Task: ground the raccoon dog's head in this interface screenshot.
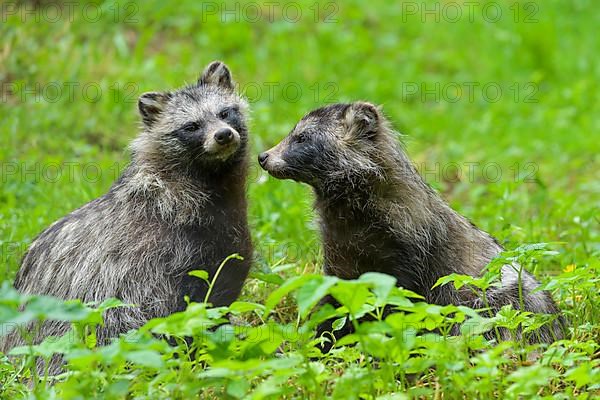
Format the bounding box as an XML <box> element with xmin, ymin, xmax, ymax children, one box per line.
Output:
<box><xmin>258</xmin><ymin>102</ymin><xmax>394</xmax><ymax>189</ymax></box>
<box><xmin>133</xmin><ymin>61</ymin><xmax>249</xmax><ymax>172</ymax></box>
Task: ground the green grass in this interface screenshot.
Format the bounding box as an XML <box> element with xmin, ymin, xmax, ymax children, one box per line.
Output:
<box><xmin>1</xmin><ymin>0</ymin><xmax>598</xmax><ymax>398</ymax></box>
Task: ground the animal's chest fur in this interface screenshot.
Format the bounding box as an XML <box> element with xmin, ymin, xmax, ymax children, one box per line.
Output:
<box><xmin>321</xmin><ymin>216</ymin><xmax>424</xmax><ymax>293</ymax></box>
<box><xmin>183</xmin><ymin>212</ymin><xmax>250</xmax><ymax>269</ymax></box>
<box><xmin>173</xmin><ymin>201</ymin><xmax>252</xmax><ymax>308</ymax></box>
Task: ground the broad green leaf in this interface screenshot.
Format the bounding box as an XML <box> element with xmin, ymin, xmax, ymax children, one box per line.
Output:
<box><xmin>188</xmin><ymin>269</ymin><xmax>209</xmax><ymax>282</ymax></box>
<box><xmin>262</xmin><ymin>274</ymin><xmax>323</xmax><ymax>318</ymax></box>
<box><xmin>295</xmin><ymin>275</ymin><xmax>337</xmax><ymax>319</ymax></box>
<box><xmin>125</xmin><ymin>350</ymin><xmax>164</xmax><ymax>369</ymax></box>
<box><xmin>329</xmin><ymin>281</ymin><xmax>371</xmax><ymax>315</ymax></box>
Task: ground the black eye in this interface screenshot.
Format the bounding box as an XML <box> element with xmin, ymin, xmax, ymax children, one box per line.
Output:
<box><xmin>295</xmin><ymin>133</ymin><xmax>308</xmax><ymax>143</ymax></box>
<box><xmin>218</xmin><ymin>107</ymin><xmax>236</xmax><ymax>120</ymax></box>
<box><xmin>182</xmin><ymin>122</ymin><xmax>200</xmax><ymax>132</ymax></box>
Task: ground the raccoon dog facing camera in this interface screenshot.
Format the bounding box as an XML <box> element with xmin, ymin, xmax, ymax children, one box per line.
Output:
<box><xmin>1</xmin><ymin>61</ymin><xmax>252</xmax><ymax>368</ymax></box>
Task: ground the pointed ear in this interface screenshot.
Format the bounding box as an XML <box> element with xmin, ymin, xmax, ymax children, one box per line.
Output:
<box><xmin>138</xmin><ymin>92</ymin><xmax>171</xmax><ymax>127</ymax></box>
<box><xmin>345</xmin><ymin>102</ymin><xmax>380</xmax><ymax>138</ymax></box>
<box><xmin>198</xmin><ymin>60</ymin><xmax>234</xmax><ymax>90</ymax></box>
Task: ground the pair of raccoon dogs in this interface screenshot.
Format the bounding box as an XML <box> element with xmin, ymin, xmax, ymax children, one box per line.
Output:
<box><xmin>2</xmin><ymin>61</ymin><xmax>563</xmax><ymax>365</ymax></box>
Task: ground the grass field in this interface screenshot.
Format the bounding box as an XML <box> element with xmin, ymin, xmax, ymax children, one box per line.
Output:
<box><xmin>0</xmin><ymin>0</ymin><xmax>598</xmax><ymax>398</ymax></box>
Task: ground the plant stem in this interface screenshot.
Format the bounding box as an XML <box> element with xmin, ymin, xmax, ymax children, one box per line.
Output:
<box><xmin>204</xmin><ymin>253</ymin><xmax>243</xmax><ymax>304</ymax></box>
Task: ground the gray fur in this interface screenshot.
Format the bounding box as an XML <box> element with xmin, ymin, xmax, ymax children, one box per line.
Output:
<box><xmin>1</xmin><ymin>61</ymin><xmax>253</xmax><ymax>373</ymax></box>
<box><xmin>259</xmin><ymin>102</ymin><xmax>564</xmax><ymax>348</ymax></box>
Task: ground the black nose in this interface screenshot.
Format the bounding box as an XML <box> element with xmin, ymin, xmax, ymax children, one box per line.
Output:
<box><xmin>258</xmin><ymin>152</ymin><xmax>269</xmax><ymax>167</ymax></box>
<box><xmin>214</xmin><ymin>128</ymin><xmax>234</xmax><ymax>145</ymax></box>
